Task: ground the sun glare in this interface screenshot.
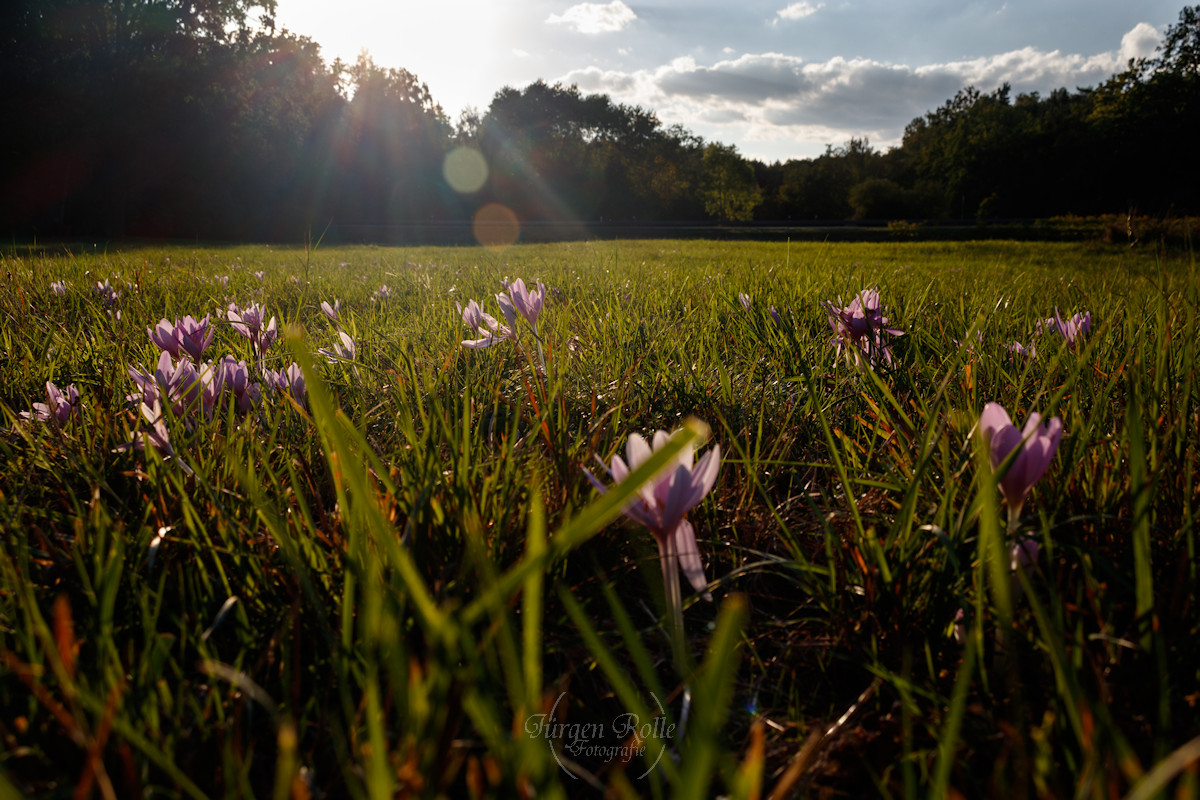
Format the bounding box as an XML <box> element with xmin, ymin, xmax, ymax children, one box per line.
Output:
<box><xmin>278</xmin><ymin>0</ymin><xmax>522</xmax><ymax>117</ymax></box>
<box><xmin>443</xmin><ymin>147</ymin><xmax>489</xmax><ymax>194</ymax></box>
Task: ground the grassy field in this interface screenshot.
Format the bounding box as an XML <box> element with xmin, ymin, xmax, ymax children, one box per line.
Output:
<box><xmin>0</xmin><ymin>238</ymin><xmax>1196</xmax><ymax>799</ymax></box>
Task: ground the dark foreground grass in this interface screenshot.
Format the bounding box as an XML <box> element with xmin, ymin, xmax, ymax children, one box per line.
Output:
<box><xmin>0</xmin><ymin>238</ymin><xmax>1197</xmax><ymax>798</ymax></box>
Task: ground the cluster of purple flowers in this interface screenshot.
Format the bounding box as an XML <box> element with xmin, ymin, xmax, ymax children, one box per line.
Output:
<box><xmin>458</xmin><ymin>278</ymin><xmax>545</xmax><ymax>349</ymax></box>
<box><xmin>227</xmin><ymin>302</ymin><xmax>279</xmax><ymax>356</ymax></box>
<box><xmin>1007</xmin><ymin>308</ymin><xmax>1092</xmax><ymax>361</ymax></box>
<box><xmin>94</xmin><ymin>279</ymin><xmax>121</xmax><ymax>321</ymax></box>
<box><xmin>820</xmin><ymin>289</ymin><xmax>905</xmax><ymax>367</ymax></box>
<box><xmin>743</xmin><ymin>285</ymin><xmax>1090</xmax><ymax>369</ymax></box>
<box><xmin>19</xmin><ymin>381</ymin><xmax>80</xmax><ymax>425</ymax></box>
<box><xmin>121</xmin><ymin>308</ymin><xmax>305</xmax><ymax>461</ymax></box>
<box><xmin>315</xmin><ymin>299</ymin><xmax>358</xmax><ymax>369</ymax></box>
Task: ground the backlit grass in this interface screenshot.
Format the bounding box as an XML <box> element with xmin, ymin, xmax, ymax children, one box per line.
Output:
<box><xmin>0</xmin><ymin>238</ymin><xmax>1196</xmax><ymax>798</ymax></box>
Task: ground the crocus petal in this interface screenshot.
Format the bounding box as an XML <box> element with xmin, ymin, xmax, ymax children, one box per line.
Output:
<box><xmin>149</xmin><ymin>320</ymin><xmax>181</xmax><ymax>357</ymax></box>
<box><xmin>691</xmin><ymin>444</ymin><xmax>721</xmax><ymax>499</ymax></box>
<box><xmin>460</xmin><ymin>300</ymin><xmax>483</xmax><ymax>330</ymax></box>
<box><xmin>496</xmin><ymin>292</ymin><xmax>518</xmax><ymax>333</ymax></box>
<box><xmin>980</xmin><ymin>402</ymin><xmax>1063</xmax><ymax>508</ymax></box>
<box><xmin>980</xmin><ymin>402</ymin><xmax>1014</xmax><ymax>451</ymax></box>
<box><xmin>608</xmin><ymin>454</ymin><xmax>630</xmax><ymax>484</ymax></box>
<box><xmin>1005</xmin><ymin>415</ymin><xmax>1062</xmax><ymax>499</ymax></box>
<box><xmin>625</xmin><ymin>433</ymin><xmax>652</xmax><ymax>472</ymax></box>
<box><xmin>674</xmin><ymin>519</ymin><xmax>712</xmax><ymax>601</ymax></box>
<box><xmin>461</xmin><ymin>335</ymin><xmax>504</xmax><ymax>349</ymax></box>
<box><xmin>660</xmin><ymin>463</ymin><xmax>700</xmax><ymax>534</ymax></box>
<box><xmin>582</xmin><ymin>466</ymin><xmax>608</xmax><ymax>495</ymax></box>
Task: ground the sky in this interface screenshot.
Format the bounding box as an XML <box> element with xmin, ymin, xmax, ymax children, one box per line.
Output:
<box><xmin>272</xmin><ymin>0</ymin><xmax>1184</xmax><ymax>162</ymax></box>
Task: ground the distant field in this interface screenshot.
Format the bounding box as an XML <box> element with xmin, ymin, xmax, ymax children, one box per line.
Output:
<box><xmin>0</xmin><ymin>239</ymin><xmax>1196</xmax><ymax>798</ymax></box>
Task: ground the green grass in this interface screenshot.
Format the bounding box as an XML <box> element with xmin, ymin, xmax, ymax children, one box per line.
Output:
<box><xmin>0</xmin><ymin>238</ymin><xmax>1196</xmax><ymax>798</ymax></box>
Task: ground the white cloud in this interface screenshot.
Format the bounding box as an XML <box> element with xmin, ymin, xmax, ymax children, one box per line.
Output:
<box><xmin>513</xmin><ymin>48</ymin><xmax>530</xmax><ymax>58</ymax></box>
<box><xmin>775</xmin><ymin>2</ymin><xmax>824</xmax><ymax>22</ymax></box>
<box><xmin>546</xmin><ymin>1</ymin><xmax>637</xmax><ymax>34</ymax></box>
<box><xmin>1119</xmin><ymin>22</ymin><xmax>1162</xmax><ymax>63</ymax></box>
<box><xmin>553</xmin><ymin>22</ymin><xmax>1164</xmax><ymax>157</ymax></box>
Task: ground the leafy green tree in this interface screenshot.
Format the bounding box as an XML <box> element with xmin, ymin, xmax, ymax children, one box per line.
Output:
<box><xmin>700</xmin><ymin>143</ymin><xmax>761</xmax><ymax>221</ymax></box>
<box><xmin>330</xmin><ymin>54</ymin><xmax>451</xmax><ymax>224</ymax></box>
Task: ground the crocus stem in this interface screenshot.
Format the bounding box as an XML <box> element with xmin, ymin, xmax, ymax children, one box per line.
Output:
<box><xmin>532</xmin><ymin>325</ymin><xmax>546</xmax><ymax>376</ymax></box>
<box><xmin>659</xmin><ymin>534</ymin><xmax>685</xmax><ymax>671</ymax></box>
<box><xmin>659</xmin><ymin>533</ymin><xmax>692</xmax><ymax>737</ymax></box>
<box><xmin>1006</xmin><ymin>502</ymin><xmax>1022</xmax><ymax>539</ymax></box>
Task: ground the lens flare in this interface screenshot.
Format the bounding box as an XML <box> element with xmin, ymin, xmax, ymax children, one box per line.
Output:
<box><xmin>443</xmin><ymin>147</ymin><xmax>489</xmax><ymax>194</ymax></box>
<box><xmin>473</xmin><ymin>203</ymin><xmax>519</xmax><ymax>249</ymax></box>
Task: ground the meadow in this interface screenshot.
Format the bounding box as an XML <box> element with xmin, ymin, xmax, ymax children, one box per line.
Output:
<box><xmin>0</xmin><ymin>237</ymin><xmax>1196</xmax><ymax>799</ymax></box>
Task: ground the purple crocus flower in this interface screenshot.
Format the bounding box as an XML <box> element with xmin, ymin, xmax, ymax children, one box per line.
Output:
<box><xmin>148</xmin><ymin>319</ymin><xmax>182</xmax><ymax>358</ymax></box>
<box><xmin>50</xmin><ymin>281</ymin><xmax>68</xmax><ymax>296</ymax></box>
<box><xmin>140</xmin><ymin>400</ymin><xmax>174</xmax><ymax>457</ymax></box>
<box><xmin>176</xmin><ymin>315</ymin><xmax>215</xmax><ymax>360</ymax></box>
<box><xmin>198</xmin><ymin>359</ymin><xmax>225</xmax><ymax>417</ymax></box>
<box><xmin>1006</xmin><ymin>341</ymin><xmax>1037</xmax><ymax>362</ymax></box>
<box><xmin>770</xmin><ymin>305</ymin><xmax>782</xmax><ymax>327</ymax></box>
<box><xmin>318</xmin><ymin>331</ymin><xmax>356</xmax><ymax>362</ymax></box>
<box><xmin>503</xmin><ymin>278</ymin><xmax>546</xmax><ymax>329</ymax></box>
<box><xmin>228</xmin><ymin>302</ymin><xmax>279</xmax><ymax>354</ymax></box>
<box><xmin>979</xmin><ymin>401</ymin><xmax>1063</xmax><ymax>521</ymax></box>
<box><xmin>495</xmin><ymin>291</ymin><xmax>519</xmax><ymax>334</ymax></box>
<box><xmin>148</xmin><ymin>315</ymin><xmax>215</xmax><ymax>361</ymax></box>
<box><xmin>266</xmin><ymin>363</ymin><xmax>307</xmax><ymax>404</ymax></box>
<box><xmin>217</xmin><ymin>357</ymin><xmax>259</xmax><ymax>413</ymax></box>
<box><xmin>118</xmin><ymin>399</ymin><xmax>189</xmax><ymax>473</ymax></box>
<box><xmin>129</xmin><ymin>351</ymin><xmax>204</xmax><ymax>417</ymax></box>
<box><xmin>457</xmin><ymin>299</ymin><xmax>512</xmax><ymax>349</ymax></box>
<box><xmin>19</xmin><ymin>381</ymin><xmax>80</xmax><ymax>425</ymax></box>
<box><xmin>821</xmin><ymin>288</ymin><xmax>904</xmax><ymax>367</ymax></box>
<box><xmin>1037</xmin><ymin>309</ymin><xmax>1092</xmax><ymax>347</ymax></box>
<box><xmin>738</xmin><ymin>292</ymin><xmax>751</xmax><ymax>311</ymax></box>
<box><xmin>94</xmin><ymin>280</ymin><xmax>119</xmax><ymax>306</ymax></box>
<box><xmin>373</xmin><ymin>285</ymin><xmax>393</xmax><ymax>302</ymax></box>
<box><xmin>320</xmin><ymin>300</ymin><xmax>341</xmax><ymax>324</ymax></box>
<box><xmin>128</xmin><ymin>351</ymin><xmax>171</xmax><ymax>407</ymax></box>
<box><xmin>585</xmin><ymin>428</ymin><xmax>721</xmax><ymax>601</ymax></box>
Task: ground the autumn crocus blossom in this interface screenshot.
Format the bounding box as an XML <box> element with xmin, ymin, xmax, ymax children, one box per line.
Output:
<box><xmin>1006</xmin><ymin>341</ymin><xmax>1037</xmax><ymax>362</ymax></box>
<box><xmin>320</xmin><ymin>300</ymin><xmax>340</xmax><ymax>324</ymax></box>
<box><xmin>318</xmin><ymin>331</ymin><xmax>356</xmax><ymax>362</ymax></box>
<box><xmin>265</xmin><ymin>363</ymin><xmax>306</xmax><ymax>404</ymax></box>
<box><xmin>149</xmin><ymin>315</ymin><xmax>214</xmax><ymax>361</ymax></box>
<box><xmin>1038</xmin><ymin>309</ymin><xmax>1092</xmax><ymax>347</ymax></box>
<box><xmin>457</xmin><ymin>299</ymin><xmax>512</xmax><ymax>349</ymax></box>
<box><xmin>585</xmin><ymin>429</ymin><xmax>720</xmax><ymax>601</ymax></box>
<box><xmin>19</xmin><ymin>381</ymin><xmax>80</xmax><ymax>425</ymax></box>
<box><xmin>129</xmin><ymin>351</ymin><xmax>203</xmax><ymax>417</ymax></box>
<box><xmin>503</xmin><ymin>278</ymin><xmax>545</xmax><ymax>329</ymax></box>
<box><xmin>979</xmin><ymin>401</ymin><xmax>1063</xmax><ymax>521</ymax></box>
<box><xmin>821</xmin><ymin>288</ymin><xmax>904</xmax><ymax>367</ymax></box>
<box><xmin>228</xmin><ymin>302</ymin><xmax>279</xmax><ymax>353</ymax></box>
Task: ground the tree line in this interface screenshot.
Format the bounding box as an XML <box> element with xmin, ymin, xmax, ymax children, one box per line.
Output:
<box><xmin>1</xmin><ymin>0</ymin><xmax>1197</xmax><ymax>240</ymax></box>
